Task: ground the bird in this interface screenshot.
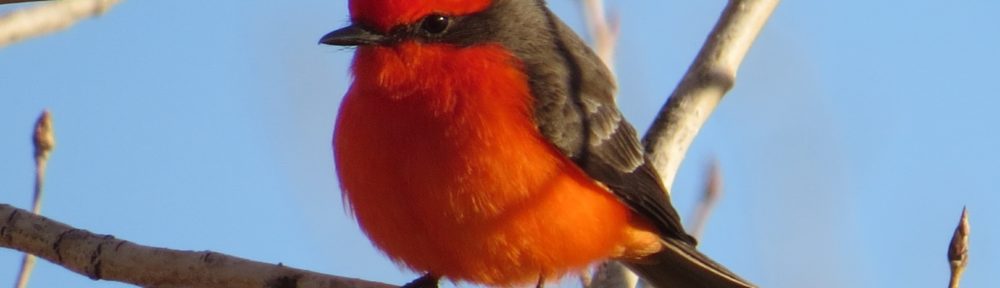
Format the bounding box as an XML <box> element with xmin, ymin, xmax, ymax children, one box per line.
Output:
<box><xmin>320</xmin><ymin>0</ymin><xmax>754</xmax><ymax>287</ymax></box>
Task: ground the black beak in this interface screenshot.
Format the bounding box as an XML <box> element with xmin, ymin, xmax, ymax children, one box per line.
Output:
<box><xmin>319</xmin><ymin>25</ymin><xmax>385</xmax><ymax>46</ymax></box>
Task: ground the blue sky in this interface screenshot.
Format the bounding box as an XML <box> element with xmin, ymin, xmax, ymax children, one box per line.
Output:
<box><xmin>1</xmin><ymin>1</ymin><xmax>997</xmax><ymax>287</ymax></box>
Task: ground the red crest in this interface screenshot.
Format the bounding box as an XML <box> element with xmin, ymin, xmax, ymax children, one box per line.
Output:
<box><xmin>349</xmin><ymin>0</ymin><xmax>492</xmax><ymax>32</ymax></box>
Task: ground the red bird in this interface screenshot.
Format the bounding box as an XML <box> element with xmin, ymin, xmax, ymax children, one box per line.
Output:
<box><xmin>321</xmin><ymin>0</ymin><xmax>753</xmax><ymax>287</ymax></box>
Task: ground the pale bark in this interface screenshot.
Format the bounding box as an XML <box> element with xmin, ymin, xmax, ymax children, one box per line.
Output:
<box><xmin>0</xmin><ymin>0</ymin><xmax>122</xmax><ymax>48</ymax></box>
<box><xmin>643</xmin><ymin>0</ymin><xmax>780</xmax><ymax>190</ymax></box>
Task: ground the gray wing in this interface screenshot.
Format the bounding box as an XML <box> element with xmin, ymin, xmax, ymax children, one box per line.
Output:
<box><xmin>462</xmin><ymin>2</ymin><xmax>757</xmax><ymax>286</ymax></box>
<box><xmin>458</xmin><ymin>0</ymin><xmax>694</xmax><ymax>243</ymax></box>
<box><xmin>516</xmin><ymin>6</ymin><xmax>695</xmax><ymax>244</ymax></box>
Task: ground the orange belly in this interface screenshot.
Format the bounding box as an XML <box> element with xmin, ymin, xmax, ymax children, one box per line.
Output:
<box><xmin>334</xmin><ymin>43</ymin><xmax>642</xmax><ymax>285</ymax></box>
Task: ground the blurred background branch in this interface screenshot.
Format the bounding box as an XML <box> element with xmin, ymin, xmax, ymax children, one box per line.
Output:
<box><xmin>580</xmin><ymin>0</ymin><xmax>619</xmax><ymax>69</ymax></box>
<box><xmin>688</xmin><ymin>159</ymin><xmax>723</xmax><ymax>240</ymax></box>
<box><xmin>0</xmin><ymin>0</ymin><xmax>121</xmax><ymax>48</ymax></box>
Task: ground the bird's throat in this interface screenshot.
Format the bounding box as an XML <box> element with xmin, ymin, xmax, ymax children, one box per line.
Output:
<box><xmin>351</xmin><ymin>42</ymin><xmax>529</xmax><ymax>112</ymax></box>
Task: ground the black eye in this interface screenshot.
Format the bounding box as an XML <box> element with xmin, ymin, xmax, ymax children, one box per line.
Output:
<box><xmin>420</xmin><ymin>14</ymin><xmax>450</xmax><ymax>34</ymax></box>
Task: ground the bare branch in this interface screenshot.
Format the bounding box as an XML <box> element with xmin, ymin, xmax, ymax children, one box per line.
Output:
<box><xmin>947</xmin><ymin>207</ymin><xmax>969</xmax><ymax>288</ymax></box>
<box><xmin>580</xmin><ymin>0</ymin><xmax>619</xmax><ymax>68</ymax></box>
<box><xmin>0</xmin><ymin>204</ymin><xmax>395</xmax><ymax>288</ymax></box>
<box><xmin>643</xmin><ymin>0</ymin><xmax>780</xmax><ymax>190</ymax></box>
<box><xmin>0</xmin><ymin>0</ymin><xmax>122</xmax><ymax>48</ymax></box>
<box><xmin>0</xmin><ymin>0</ymin><xmax>49</xmax><ymax>5</ymax></box>
<box><xmin>687</xmin><ymin>159</ymin><xmax>722</xmax><ymax>240</ymax></box>
<box><xmin>15</xmin><ymin>110</ymin><xmax>56</xmax><ymax>288</ymax></box>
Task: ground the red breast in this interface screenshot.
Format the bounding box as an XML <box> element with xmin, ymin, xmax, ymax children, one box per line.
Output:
<box><xmin>334</xmin><ymin>41</ymin><xmax>641</xmax><ymax>285</ymax></box>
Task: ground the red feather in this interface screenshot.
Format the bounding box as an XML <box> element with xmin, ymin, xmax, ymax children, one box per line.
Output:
<box><xmin>349</xmin><ymin>0</ymin><xmax>492</xmax><ymax>32</ymax></box>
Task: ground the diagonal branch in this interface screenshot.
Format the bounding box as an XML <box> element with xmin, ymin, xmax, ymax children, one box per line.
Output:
<box><xmin>0</xmin><ymin>0</ymin><xmax>122</xmax><ymax>48</ymax></box>
<box><xmin>0</xmin><ymin>204</ymin><xmax>395</xmax><ymax>288</ymax></box>
<box><xmin>643</xmin><ymin>0</ymin><xmax>780</xmax><ymax>190</ymax></box>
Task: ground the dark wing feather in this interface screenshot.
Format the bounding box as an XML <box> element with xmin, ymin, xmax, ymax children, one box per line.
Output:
<box><xmin>527</xmin><ymin>7</ymin><xmax>695</xmax><ymax>244</ymax></box>
<box><xmin>527</xmin><ymin>8</ymin><xmax>759</xmax><ymax>287</ymax></box>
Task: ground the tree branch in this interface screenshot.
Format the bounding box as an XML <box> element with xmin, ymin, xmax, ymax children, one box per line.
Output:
<box><xmin>0</xmin><ymin>0</ymin><xmax>122</xmax><ymax>49</ymax></box>
<box><xmin>643</xmin><ymin>0</ymin><xmax>780</xmax><ymax>190</ymax></box>
<box><xmin>0</xmin><ymin>0</ymin><xmax>49</xmax><ymax>5</ymax></box>
<box><xmin>0</xmin><ymin>204</ymin><xmax>395</xmax><ymax>288</ymax></box>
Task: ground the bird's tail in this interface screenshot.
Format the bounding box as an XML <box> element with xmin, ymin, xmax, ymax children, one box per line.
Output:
<box><xmin>624</xmin><ymin>238</ymin><xmax>755</xmax><ymax>288</ymax></box>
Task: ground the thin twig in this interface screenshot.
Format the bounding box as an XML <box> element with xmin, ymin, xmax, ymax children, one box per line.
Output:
<box><xmin>29</xmin><ymin>110</ymin><xmax>53</xmax><ymax>214</ymax></box>
<box><xmin>0</xmin><ymin>204</ymin><xmax>395</xmax><ymax>288</ymax></box>
<box><xmin>580</xmin><ymin>0</ymin><xmax>619</xmax><ymax>68</ymax></box>
<box><xmin>643</xmin><ymin>0</ymin><xmax>780</xmax><ymax>190</ymax></box>
<box><xmin>14</xmin><ymin>110</ymin><xmax>55</xmax><ymax>288</ymax></box>
<box><xmin>947</xmin><ymin>207</ymin><xmax>969</xmax><ymax>288</ymax></box>
<box><xmin>688</xmin><ymin>159</ymin><xmax>722</xmax><ymax>240</ymax></box>
<box><xmin>0</xmin><ymin>0</ymin><xmax>122</xmax><ymax>48</ymax></box>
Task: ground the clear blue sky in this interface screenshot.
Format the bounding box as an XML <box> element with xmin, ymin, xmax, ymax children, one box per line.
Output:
<box><xmin>1</xmin><ymin>1</ymin><xmax>997</xmax><ymax>287</ymax></box>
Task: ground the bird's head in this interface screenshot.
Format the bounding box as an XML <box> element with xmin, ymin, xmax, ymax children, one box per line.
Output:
<box><xmin>319</xmin><ymin>0</ymin><xmax>493</xmax><ymax>47</ymax></box>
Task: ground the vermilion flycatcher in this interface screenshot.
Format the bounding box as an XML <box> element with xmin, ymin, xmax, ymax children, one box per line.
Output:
<box><xmin>321</xmin><ymin>0</ymin><xmax>754</xmax><ymax>287</ymax></box>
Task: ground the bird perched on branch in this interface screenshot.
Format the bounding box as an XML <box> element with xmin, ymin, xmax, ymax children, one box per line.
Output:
<box><xmin>321</xmin><ymin>0</ymin><xmax>753</xmax><ymax>287</ymax></box>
